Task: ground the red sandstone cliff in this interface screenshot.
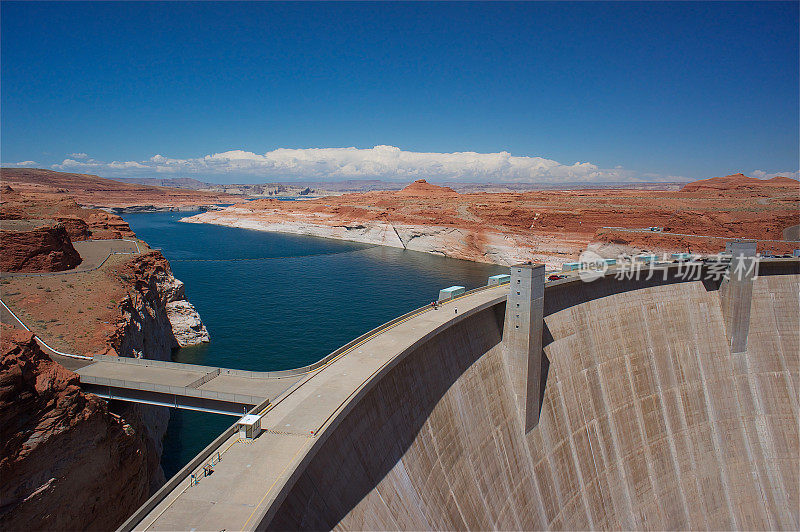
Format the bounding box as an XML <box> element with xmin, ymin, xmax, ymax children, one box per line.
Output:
<box><xmin>0</xmin><ymin>327</ymin><xmax>151</xmax><ymax>530</ymax></box>
<box><xmin>0</xmin><ymin>193</ymin><xmax>209</xmax><ymax>528</ymax></box>
<box><xmin>0</xmin><ymin>182</ymin><xmax>140</xmax><ymax>273</ymax></box>
<box><xmin>1</xmin><ymin>184</ymin><xmax>135</xmax><ymax>240</ymax></box>
<box><xmin>0</xmin><ymin>257</ymin><xmax>193</xmax><ymax>527</ymax></box>
<box><xmin>1</xmin><ymin>223</ymin><xmax>82</xmax><ymax>272</ymax></box>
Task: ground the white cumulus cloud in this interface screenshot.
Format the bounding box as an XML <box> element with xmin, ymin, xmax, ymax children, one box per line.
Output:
<box><xmin>3</xmin><ymin>160</ymin><xmax>39</xmax><ymax>167</ymax></box>
<box><xmin>51</xmin><ymin>145</ymin><xmax>671</xmax><ymax>183</ymax></box>
<box><xmin>68</xmin><ymin>152</ymin><xmax>89</xmax><ymax>159</ymax></box>
<box><xmin>751</xmin><ymin>169</ymin><xmax>800</xmax><ymax>180</ymax></box>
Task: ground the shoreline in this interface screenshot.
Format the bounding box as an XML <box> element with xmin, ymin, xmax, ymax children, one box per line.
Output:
<box><xmin>179</xmin><ymin>210</ymin><xmax>582</xmax><ymax>268</ymax></box>
<box><xmin>85</xmin><ymin>204</ymin><xmax>228</xmax><ymax>214</ymax></box>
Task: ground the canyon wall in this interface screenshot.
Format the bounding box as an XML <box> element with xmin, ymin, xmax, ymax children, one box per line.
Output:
<box><xmin>267</xmin><ymin>265</ymin><xmax>799</xmax><ymax>530</ymax></box>
<box><xmin>0</xmin><ymin>328</ymin><xmax>152</xmax><ymax>530</ymax></box>
<box><xmin>1</xmin><ymin>199</ymin><xmax>209</xmax><ymax>529</ymax></box>
<box><xmin>0</xmin><ymin>252</ymin><xmax>210</xmax><ymax>528</ymax></box>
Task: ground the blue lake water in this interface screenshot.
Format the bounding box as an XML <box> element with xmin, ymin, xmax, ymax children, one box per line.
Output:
<box><xmin>122</xmin><ymin>210</ymin><xmax>508</xmax><ymax>478</ymax></box>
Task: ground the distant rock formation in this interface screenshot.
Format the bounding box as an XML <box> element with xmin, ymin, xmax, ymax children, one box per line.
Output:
<box><xmin>182</xmin><ymin>173</ymin><xmax>799</xmax><ymax>267</ymax></box>
<box><xmin>680</xmin><ymin>172</ymin><xmax>799</xmax><ymax>192</ymax></box>
<box><xmin>397</xmin><ymin>178</ymin><xmax>459</xmax><ymax>196</ymax></box>
<box><xmin>0</xmin><ymin>167</ymin><xmax>235</xmax><ymax>209</ymax></box>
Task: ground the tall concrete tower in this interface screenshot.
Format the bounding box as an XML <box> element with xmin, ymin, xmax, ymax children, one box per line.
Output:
<box><xmin>720</xmin><ymin>240</ymin><xmax>757</xmax><ymax>353</ymax></box>
<box><xmin>502</xmin><ymin>263</ymin><xmax>545</xmax><ymax>433</ymax></box>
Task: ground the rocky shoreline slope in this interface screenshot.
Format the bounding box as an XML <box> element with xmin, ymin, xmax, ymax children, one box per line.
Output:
<box><xmin>0</xmin><ymin>187</ymin><xmax>209</xmax><ymax>528</ymax></box>
<box><xmin>184</xmin><ymin>207</ymin><xmax>569</xmax><ymax>265</ymax></box>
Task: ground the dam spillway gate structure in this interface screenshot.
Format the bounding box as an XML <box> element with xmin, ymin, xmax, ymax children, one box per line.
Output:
<box><xmin>123</xmin><ymin>257</ymin><xmax>799</xmax><ymax>531</ymax></box>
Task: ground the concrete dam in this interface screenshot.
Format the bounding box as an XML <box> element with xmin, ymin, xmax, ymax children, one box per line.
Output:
<box><xmin>128</xmin><ymin>258</ymin><xmax>799</xmax><ymax>531</ymax></box>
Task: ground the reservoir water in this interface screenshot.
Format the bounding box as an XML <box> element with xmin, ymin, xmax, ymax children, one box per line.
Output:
<box><xmin>122</xmin><ymin>210</ymin><xmax>507</xmax><ymax>478</ymax></box>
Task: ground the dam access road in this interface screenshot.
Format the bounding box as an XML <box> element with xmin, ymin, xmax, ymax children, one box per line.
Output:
<box><xmin>122</xmin><ymin>256</ymin><xmax>799</xmax><ymax>531</ymax></box>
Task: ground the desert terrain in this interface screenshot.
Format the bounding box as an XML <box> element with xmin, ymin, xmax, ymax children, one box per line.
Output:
<box><xmin>0</xmin><ymin>178</ymin><xmax>211</xmax><ymax>529</ymax></box>
<box><xmin>184</xmin><ymin>173</ymin><xmax>800</xmax><ymax>268</ymax></box>
<box><xmin>1</xmin><ymin>168</ymin><xmax>237</xmax><ymax>211</ymax></box>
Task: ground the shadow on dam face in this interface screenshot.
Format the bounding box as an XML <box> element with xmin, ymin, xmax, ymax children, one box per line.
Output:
<box><xmin>266</xmin><ymin>264</ymin><xmax>799</xmax><ymax>530</ymax></box>
<box><xmin>268</xmin><ymin>303</ymin><xmax>509</xmax><ymax>530</ymax></box>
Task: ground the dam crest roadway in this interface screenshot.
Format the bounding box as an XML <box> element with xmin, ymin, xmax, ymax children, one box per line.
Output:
<box><xmin>120</xmin><ymin>255</ymin><xmax>799</xmax><ymax>531</ymax></box>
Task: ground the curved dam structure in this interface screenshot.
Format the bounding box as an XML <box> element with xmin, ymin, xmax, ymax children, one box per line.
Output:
<box><xmin>265</xmin><ymin>260</ymin><xmax>799</xmax><ymax>530</ymax></box>
<box><xmin>128</xmin><ymin>258</ymin><xmax>798</xmax><ymax>531</ymax></box>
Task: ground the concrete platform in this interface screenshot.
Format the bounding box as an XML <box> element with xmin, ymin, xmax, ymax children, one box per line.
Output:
<box><xmin>75</xmin><ymin>357</ymin><xmax>303</xmax><ymax>416</ymax></box>
<box><xmin>197</xmin><ymin>374</ymin><xmax>300</xmax><ymax>399</ymax></box>
<box><xmin>77</xmin><ymin>361</ymin><xmax>205</xmax><ymax>388</ymax></box>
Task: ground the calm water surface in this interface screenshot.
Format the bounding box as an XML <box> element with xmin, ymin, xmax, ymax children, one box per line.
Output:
<box><xmin>122</xmin><ymin>210</ymin><xmax>507</xmax><ymax>477</ymax></box>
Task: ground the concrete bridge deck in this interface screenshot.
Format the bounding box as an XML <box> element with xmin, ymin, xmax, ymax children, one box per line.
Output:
<box><xmin>122</xmin><ymin>284</ymin><xmax>509</xmax><ymax>531</ymax></box>
<box><xmin>2</xmin><ymin>297</ymin><xmax>301</xmax><ymax>415</ymax></box>
<box><xmin>76</xmin><ymin>356</ymin><xmax>303</xmax><ymax>416</ymax></box>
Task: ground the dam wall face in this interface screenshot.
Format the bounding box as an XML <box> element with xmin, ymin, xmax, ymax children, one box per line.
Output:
<box><xmin>266</xmin><ymin>267</ymin><xmax>799</xmax><ymax>530</ymax></box>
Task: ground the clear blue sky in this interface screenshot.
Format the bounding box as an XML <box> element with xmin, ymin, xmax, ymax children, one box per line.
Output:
<box><xmin>2</xmin><ymin>1</ymin><xmax>798</xmax><ymax>183</ymax></box>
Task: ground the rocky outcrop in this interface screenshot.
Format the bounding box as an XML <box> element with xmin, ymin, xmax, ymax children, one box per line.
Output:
<box><xmin>109</xmin><ymin>252</ymin><xmax>210</xmax><ymax>357</ymax></box>
<box><xmin>0</xmin><ymin>193</ymin><xmax>212</xmax><ymax>529</ymax></box>
<box><xmin>0</xmin><ymin>223</ymin><xmax>82</xmax><ymax>272</ymax></box>
<box><xmin>166</xmin><ymin>301</ymin><xmax>210</xmax><ymax>347</ymax></box>
<box><xmin>0</xmin><ymin>327</ymin><xmax>151</xmax><ymax>530</ymax></box>
<box><xmin>0</xmin><ymin>183</ymin><xmax>136</xmax><ymax>240</ymax></box>
<box><xmin>53</xmin><ymin>215</ymin><xmax>90</xmax><ymax>241</ymax></box>
<box><xmin>397</xmin><ymin>178</ymin><xmax>459</xmax><ymax>196</ymax></box>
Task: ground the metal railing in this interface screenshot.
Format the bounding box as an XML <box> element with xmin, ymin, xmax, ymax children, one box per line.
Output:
<box><xmin>0</xmin><ymin>298</ymin><xmax>93</xmax><ymax>360</ymax></box>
